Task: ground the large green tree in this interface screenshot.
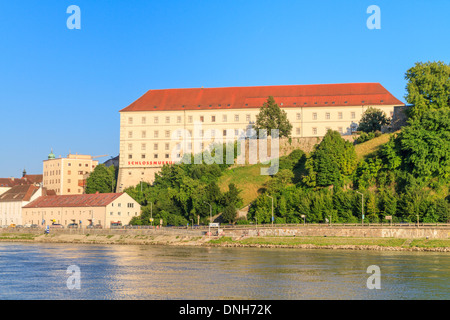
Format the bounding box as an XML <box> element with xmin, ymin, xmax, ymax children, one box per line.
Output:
<box><xmin>405</xmin><ymin>61</ymin><xmax>450</xmax><ymax>120</ymax></box>
<box><xmin>358</xmin><ymin>107</ymin><xmax>390</xmax><ymax>133</ymax></box>
<box><xmin>303</xmin><ymin>130</ymin><xmax>358</xmax><ymax>187</ymax></box>
<box><xmin>85</xmin><ymin>164</ymin><xmax>117</xmax><ymax>194</ymax></box>
<box><xmin>253</xmin><ymin>96</ymin><xmax>292</xmax><ymax>138</ymax></box>
<box><xmin>381</xmin><ymin>108</ymin><xmax>450</xmax><ymax>180</ymax></box>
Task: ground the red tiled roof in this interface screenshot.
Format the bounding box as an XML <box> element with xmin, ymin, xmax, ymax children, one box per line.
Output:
<box><xmin>0</xmin><ymin>184</ymin><xmax>40</xmax><ymax>202</ymax></box>
<box><xmin>23</xmin><ymin>193</ymin><xmax>124</xmax><ymax>208</ymax></box>
<box><xmin>120</xmin><ymin>83</ymin><xmax>404</xmax><ymax>112</ymax></box>
<box><xmin>0</xmin><ymin>177</ymin><xmax>35</xmax><ymax>188</ymax></box>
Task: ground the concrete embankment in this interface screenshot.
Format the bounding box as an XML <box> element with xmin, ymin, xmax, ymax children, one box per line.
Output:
<box><xmin>1</xmin><ymin>225</ymin><xmax>449</xmax><ymax>252</ymax></box>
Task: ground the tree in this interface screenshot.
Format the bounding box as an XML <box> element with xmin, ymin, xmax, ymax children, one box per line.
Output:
<box><xmin>85</xmin><ymin>164</ymin><xmax>116</xmax><ymax>194</ymax></box>
<box><xmin>303</xmin><ymin>130</ymin><xmax>358</xmax><ymax>187</ymax></box>
<box><xmin>405</xmin><ymin>61</ymin><xmax>450</xmax><ymax>120</ymax></box>
<box><xmin>381</xmin><ymin>108</ymin><xmax>450</xmax><ymax>180</ymax></box>
<box><xmin>358</xmin><ymin>107</ymin><xmax>390</xmax><ymax>133</ymax></box>
<box><xmin>253</xmin><ymin>96</ymin><xmax>292</xmax><ymax>138</ymax></box>
<box><xmin>222</xmin><ymin>203</ymin><xmax>237</xmax><ymax>223</ymax></box>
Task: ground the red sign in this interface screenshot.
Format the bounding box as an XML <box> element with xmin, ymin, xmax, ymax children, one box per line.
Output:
<box><xmin>127</xmin><ymin>161</ymin><xmax>174</xmax><ymax>166</ymax></box>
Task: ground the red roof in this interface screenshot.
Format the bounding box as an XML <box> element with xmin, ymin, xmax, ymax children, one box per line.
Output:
<box><xmin>23</xmin><ymin>193</ymin><xmax>124</xmax><ymax>208</ymax></box>
<box><xmin>120</xmin><ymin>83</ymin><xmax>404</xmax><ymax>112</ymax></box>
<box><xmin>0</xmin><ymin>184</ymin><xmax>40</xmax><ymax>202</ymax></box>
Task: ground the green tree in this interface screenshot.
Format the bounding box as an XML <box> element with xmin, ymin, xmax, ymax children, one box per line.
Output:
<box><xmin>253</xmin><ymin>96</ymin><xmax>293</xmax><ymax>138</ymax></box>
<box><xmin>381</xmin><ymin>109</ymin><xmax>450</xmax><ymax>180</ymax></box>
<box><xmin>358</xmin><ymin>107</ymin><xmax>390</xmax><ymax>133</ymax></box>
<box><xmin>303</xmin><ymin>130</ymin><xmax>357</xmax><ymax>187</ymax></box>
<box><xmin>405</xmin><ymin>61</ymin><xmax>450</xmax><ymax>120</ymax></box>
<box><xmin>85</xmin><ymin>164</ymin><xmax>116</xmax><ymax>194</ymax></box>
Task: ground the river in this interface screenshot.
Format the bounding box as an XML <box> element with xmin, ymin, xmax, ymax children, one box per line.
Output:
<box><xmin>0</xmin><ymin>242</ymin><xmax>448</xmax><ymax>300</ymax></box>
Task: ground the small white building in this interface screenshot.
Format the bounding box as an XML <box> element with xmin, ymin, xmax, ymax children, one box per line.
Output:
<box><xmin>0</xmin><ymin>184</ymin><xmax>44</xmax><ymax>226</ymax></box>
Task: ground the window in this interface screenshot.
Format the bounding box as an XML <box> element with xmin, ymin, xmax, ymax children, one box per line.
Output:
<box><xmin>351</xmin><ymin>112</ymin><xmax>356</xmax><ymax>119</ymax></box>
<box><xmin>141</xmin><ymin>143</ymin><xmax>146</xmax><ymax>151</ymax></box>
<box><xmin>313</xmin><ymin>113</ymin><xmax>317</xmax><ymax>120</ymax></box>
<box><xmin>338</xmin><ymin>112</ymin><xmax>343</xmax><ymax>120</ymax></box>
<box><xmin>127</xmin><ymin>203</ymin><xmax>134</xmax><ymax>208</ymax></box>
<box><xmin>154</xmin><ymin>116</ymin><xmax>159</xmax><ymax>124</ymax></box>
<box><xmin>142</xmin><ymin>131</ymin><xmax>147</xmax><ymax>138</ymax></box>
<box><xmin>338</xmin><ymin>127</ymin><xmax>343</xmax><ymax>134</ymax></box>
<box><xmin>153</xmin><ymin>131</ymin><xmax>158</xmax><ymax>138</ymax></box>
<box><xmin>165</xmin><ymin>154</ymin><xmax>170</xmax><ymax>159</ymax></box>
<box><xmin>312</xmin><ymin>127</ymin><xmax>317</xmax><ymax>135</ymax></box>
<box><xmin>222</xmin><ymin>115</ymin><xmax>227</xmax><ymax>122</ymax></box>
<box><xmin>128</xmin><ymin>143</ymin><xmax>133</xmax><ymax>151</ymax></box>
<box><xmin>154</xmin><ymin>143</ymin><xmax>158</xmax><ymax>150</ymax></box>
<box><xmin>141</xmin><ymin>117</ymin><xmax>146</xmax><ymax>124</ymax></box>
<box><xmin>223</xmin><ymin>130</ymin><xmax>227</xmax><ymax>136</ymax></box>
<box><xmin>246</xmin><ymin>114</ymin><xmax>251</xmax><ymax>122</ymax></box>
<box><xmin>234</xmin><ymin>114</ymin><xmax>239</xmax><ymax>122</ymax></box>
<box><xmin>128</xmin><ymin>131</ymin><xmax>133</xmax><ymax>138</ymax></box>
<box><xmin>165</xmin><ymin>130</ymin><xmax>170</xmax><ymax>138</ymax></box>
<box><xmin>165</xmin><ymin>116</ymin><xmax>170</xmax><ymax>124</ymax></box>
<box><xmin>326</xmin><ymin>112</ymin><xmax>330</xmax><ymax>119</ymax></box>
<box><xmin>234</xmin><ymin>129</ymin><xmax>239</xmax><ymax>136</ymax></box>
<box><xmin>165</xmin><ymin>143</ymin><xmax>170</xmax><ymax>151</ymax></box>
<box><xmin>68</xmin><ymin>170</ymin><xmax>71</xmax><ymax>175</ymax></box>
<box><xmin>200</xmin><ymin>116</ymin><xmax>204</xmax><ymax>122</ymax></box>
<box><xmin>211</xmin><ymin>115</ymin><xmax>216</xmax><ymax>122</ymax></box>
<box><xmin>188</xmin><ymin>115</ymin><xmax>193</xmax><ymax>123</ymax></box>
<box><xmin>154</xmin><ymin>154</ymin><xmax>158</xmax><ymax>159</ymax></box>
<box><xmin>141</xmin><ymin>154</ymin><xmax>146</xmax><ymax>159</ymax></box>
<box><xmin>177</xmin><ymin>116</ymin><xmax>182</xmax><ymax>123</ymax></box>
<box><xmin>128</xmin><ymin>117</ymin><xmax>133</xmax><ymax>125</ymax></box>
<box><xmin>296</xmin><ymin>113</ymin><xmax>301</xmax><ymax>120</ymax></box>
<box><xmin>296</xmin><ymin>128</ymin><xmax>301</xmax><ymax>135</ymax></box>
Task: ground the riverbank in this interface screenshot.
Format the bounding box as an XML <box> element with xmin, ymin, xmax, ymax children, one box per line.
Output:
<box><xmin>1</xmin><ymin>232</ymin><xmax>449</xmax><ymax>252</ymax></box>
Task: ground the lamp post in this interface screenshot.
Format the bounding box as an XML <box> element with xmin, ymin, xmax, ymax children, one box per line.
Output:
<box><xmin>204</xmin><ymin>201</ymin><xmax>212</xmax><ymax>238</ymax></box>
<box><xmin>266</xmin><ymin>194</ymin><xmax>274</xmax><ymax>227</ymax></box>
<box><xmin>356</xmin><ymin>191</ymin><xmax>364</xmax><ymax>226</ymax></box>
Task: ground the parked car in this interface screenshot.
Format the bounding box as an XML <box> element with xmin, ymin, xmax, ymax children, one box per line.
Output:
<box><xmin>50</xmin><ymin>223</ymin><xmax>64</xmax><ymax>229</ymax></box>
<box><xmin>30</xmin><ymin>224</ymin><xmax>39</xmax><ymax>228</ymax></box>
<box><xmin>23</xmin><ymin>224</ymin><xmax>32</xmax><ymax>228</ymax></box>
<box><xmin>67</xmin><ymin>223</ymin><xmax>78</xmax><ymax>229</ymax></box>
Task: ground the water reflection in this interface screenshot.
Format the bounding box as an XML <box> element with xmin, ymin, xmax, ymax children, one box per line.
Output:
<box><xmin>0</xmin><ymin>243</ymin><xmax>448</xmax><ymax>300</ymax></box>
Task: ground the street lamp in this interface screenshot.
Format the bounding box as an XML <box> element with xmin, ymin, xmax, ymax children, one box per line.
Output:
<box><xmin>204</xmin><ymin>201</ymin><xmax>212</xmax><ymax>238</ymax></box>
<box><xmin>266</xmin><ymin>194</ymin><xmax>274</xmax><ymax>227</ymax></box>
<box><xmin>356</xmin><ymin>191</ymin><xmax>364</xmax><ymax>226</ymax></box>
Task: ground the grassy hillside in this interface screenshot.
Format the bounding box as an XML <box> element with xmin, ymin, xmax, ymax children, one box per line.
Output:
<box><xmin>354</xmin><ymin>132</ymin><xmax>396</xmax><ymax>161</ymax></box>
<box><xmin>219</xmin><ymin>132</ymin><xmax>395</xmax><ymax>207</ymax></box>
<box><xmin>218</xmin><ymin>163</ymin><xmax>271</xmax><ymax>206</ymax></box>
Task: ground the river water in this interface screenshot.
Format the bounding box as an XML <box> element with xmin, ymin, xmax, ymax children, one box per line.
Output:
<box><xmin>0</xmin><ymin>242</ymin><xmax>448</xmax><ymax>300</ymax></box>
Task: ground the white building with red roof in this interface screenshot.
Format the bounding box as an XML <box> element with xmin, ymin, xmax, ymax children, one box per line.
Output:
<box><xmin>22</xmin><ymin>192</ymin><xmax>140</xmax><ymax>228</ymax></box>
<box><xmin>117</xmin><ymin>83</ymin><xmax>405</xmax><ymax>189</ymax></box>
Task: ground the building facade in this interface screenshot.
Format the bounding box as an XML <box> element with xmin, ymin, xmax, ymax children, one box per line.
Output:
<box><xmin>117</xmin><ymin>83</ymin><xmax>404</xmax><ymax>190</ymax></box>
<box><xmin>0</xmin><ymin>185</ymin><xmax>44</xmax><ymax>226</ymax></box>
<box><xmin>43</xmin><ymin>151</ymin><xmax>99</xmax><ymax>195</ymax></box>
<box><xmin>22</xmin><ymin>192</ymin><xmax>140</xmax><ymax>228</ymax></box>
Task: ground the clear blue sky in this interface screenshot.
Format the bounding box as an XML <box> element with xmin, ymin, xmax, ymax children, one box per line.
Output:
<box><xmin>0</xmin><ymin>0</ymin><xmax>449</xmax><ymax>177</ymax></box>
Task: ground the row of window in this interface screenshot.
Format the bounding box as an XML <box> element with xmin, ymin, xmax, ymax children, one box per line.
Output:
<box><xmin>125</xmin><ymin>110</ymin><xmax>384</xmax><ymax>126</ymax></box>
<box><xmin>45</xmin><ymin>163</ymin><xmax>95</xmax><ymax>169</ymax></box>
<box><xmin>127</xmin><ymin>114</ymin><xmax>254</xmax><ymax>125</ymax></box>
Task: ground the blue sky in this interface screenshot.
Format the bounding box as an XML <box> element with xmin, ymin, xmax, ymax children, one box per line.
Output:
<box><xmin>0</xmin><ymin>0</ymin><xmax>449</xmax><ymax>177</ymax></box>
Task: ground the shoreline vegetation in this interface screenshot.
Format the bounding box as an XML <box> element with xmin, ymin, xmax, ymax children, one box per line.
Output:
<box><xmin>0</xmin><ymin>232</ymin><xmax>449</xmax><ymax>252</ymax></box>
